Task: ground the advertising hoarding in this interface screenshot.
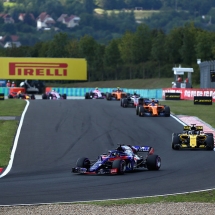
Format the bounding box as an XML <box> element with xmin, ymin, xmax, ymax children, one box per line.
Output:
<box><xmin>0</xmin><ymin>57</ymin><xmax>87</xmax><ymax>80</ymax></box>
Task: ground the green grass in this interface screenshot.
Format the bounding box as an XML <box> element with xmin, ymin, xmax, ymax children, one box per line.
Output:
<box><xmin>0</xmin><ymin>121</ymin><xmax>19</xmax><ymax>167</ymax></box>
<box><xmin>0</xmin><ymin>100</ymin><xmax>26</xmax><ymax>167</ymax></box>
<box><xmin>47</xmin><ymin>78</ymin><xmax>200</xmax><ymax>89</ymax></box>
<box><xmin>82</xmin><ymin>189</ymin><xmax>215</xmax><ymax>205</ymax></box>
<box><xmin>94</xmin><ymin>8</ymin><xmax>160</xmax><ymax>20</ymax></box>
<box><xmin>0</xmin><ymin>100</ymin><xmax>26</xmax><ymax>116</ymax></box>
<box><xmin>3</xmin><ymin>2</ymin><xmax>16</xmax><ymax>7</ymax></box>
<box><xmin>161</xmin><ymin>100</ymin><xmax>215</xmax><ymax>128</ymax></box>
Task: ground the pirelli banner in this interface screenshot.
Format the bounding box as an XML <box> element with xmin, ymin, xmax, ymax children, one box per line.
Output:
<box><xmin>165</xmin><ymin>92</ymin><xmax>181</xmax><ymax>100</ymax></box>
<box><xmin>0</xmin><ymin>57</ymin><xmax>87</xmax><ymax>80</ymax></box>
<box><xmin>194</xmin><ymin>96</ymin><xmax>212</xmax><ymax>105</ymax></box>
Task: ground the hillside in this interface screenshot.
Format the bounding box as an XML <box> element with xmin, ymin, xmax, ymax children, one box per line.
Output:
<box><xmin>46</xmin><ymin>78</ymin><xmax>200</xmax><ymax>89</ymax></box>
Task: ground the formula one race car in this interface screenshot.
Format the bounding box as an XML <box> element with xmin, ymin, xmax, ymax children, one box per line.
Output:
<box><xmin>85</xmin><ymin>88</ymin><xmax>106</xmax><ymax>99</ymax></box>
<box><xmin>8</xmin><ymin>91</ymin><xmax>35</xmax><ymax>100</ymax></box>
<box><xmin>72</xmin><ymin>144</ymin><xmax>161</xmax><ymax>175</ymax></box>
<box><xmin>106</xmin><ymin>87</ymin><xmax>127</xmax><ymax>101</ymax></box>
<box><xmin>172</xmin><ymin>124</ymin><xmax>214</xmax><ymax>150</ymax></box>
<box><xmin>120</xmin><ymin>92</ymin><xmax>146</xmax><ymax>108</ymax></box>
<box><xmin>136</xmin><ymin>99</ymin><xmax>170</xmax><ymax>117</ymax></box>
<box><xmin>42</xmin><ymin>90</ymin><xmax>67</xmax><ymax>100</ymax></box>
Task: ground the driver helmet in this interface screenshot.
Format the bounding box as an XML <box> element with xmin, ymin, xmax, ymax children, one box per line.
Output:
<box><xmin>134</xmin><ymin>92</ymin><xmax>137</xmax><ymax>96</ymax></box>
<box><xmin>95</xmin><ymin>87</ymin><xmax>98</xmax><ymax>90</ymax></box>
<box><xmin>52</xmin><ymin>89</ymin><xmax>55</xmax><ymax>92</ymax></box>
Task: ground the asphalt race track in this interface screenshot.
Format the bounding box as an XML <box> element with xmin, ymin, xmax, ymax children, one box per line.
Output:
<box><xmin>0</xmin><ymin>99</ymin><xmax>215</xmax><ymax>205</ymax></box>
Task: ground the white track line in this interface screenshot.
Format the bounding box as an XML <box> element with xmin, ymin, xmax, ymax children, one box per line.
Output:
<box><xmin>0</xmin><ymin>100</ymin><xmax>30</xmax><ymax>178</ymax></box>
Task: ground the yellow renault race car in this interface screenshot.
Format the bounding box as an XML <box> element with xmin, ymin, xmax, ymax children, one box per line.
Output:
<box><xmin>172</xmin><ymin>124</ymin><xmax>214</xmax><ymax>150</ymax></box>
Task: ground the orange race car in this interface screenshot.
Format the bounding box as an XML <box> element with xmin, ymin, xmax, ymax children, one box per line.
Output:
<box><xmin>106</xmin><ymin>87</ymin><xmax>127</xmax><ymax>100</ymax></box>
<box><xmin>136</xmin><ymin>99</ymin><xmax>170</xmax><ymax>117</ymax></box>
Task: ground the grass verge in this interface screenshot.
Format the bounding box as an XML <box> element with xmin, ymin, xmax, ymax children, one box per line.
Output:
<box><xmin>84</xmin><ymin>190</ymin><xmax>215</xmax><ymax>205</ymax></box>
<box><xmin>0</xmin><ymin>121</ymin><xmax>19</xmax><ymax>167</ymax></box>
<box><xmin>0</xmin><ymin>99</ymin><xmax>26</xmax><ymax>116</ymax></box>
<box><xmin>46</xmin><ymin>78</ymin><xmax>200</xmax><ymax>89</ymax></box>
<box><xmin>0</xmin><ymin>100</ymin><xmax>26</xmax><ymax>167</ymax></box>
<box><xmin>161</xmin><ymin>100</ymin><xmax>215</xmax><ymax>128</ymax></box>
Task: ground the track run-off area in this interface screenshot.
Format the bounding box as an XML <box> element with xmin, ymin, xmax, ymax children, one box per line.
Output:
<box><xmin>0</xmin><ymin>99</ymin><xmax>215</xmax><ymax>205</ymax></box>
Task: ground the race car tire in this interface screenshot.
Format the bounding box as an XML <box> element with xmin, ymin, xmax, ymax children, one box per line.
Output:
<box><xmin>106</xmin><ymin>93</ymin><xmax>111</xmax><ymax>100</ymax></box>
<box><xmin>138</xmin><ymin>106</ymin><xmax>145</xmax><ymax>117</ymax></box>
<box><xmin>62</xmin><ymin>94</ymin><xmax>67</xmax><ymax>99</ymax></box>
<box><xmin>120</xmin><ymin>99</ymin><xmax>123</xmax><ymax>106</ymax></box>
<box><xmin>205</xmin><ymin>136</ymin><xmax>214</xmax><ymax>150</ymax></box>
<box><xmin>31</xmin><ymin>95</ymin><xmax>35</xmax><ymax>100</ymax></box>
<box><xmin>49</xmin><ymin>94</ymin><xmax>53</xmax><ymax>100</ymax></box>
<box><xmin>164</xmin><ymin>106</ymin><xmax>170</xmax><ymax>117</ymax></box>
<box><xmin>112</xmin><ymin>159</ymin><xmax>126</xmax><ymax>174</ymax></box>
<box><xmin>76</xmin><ymin>157</ymin><xmax>91</xmax><ymax>169</ymax></box>
<box><xmin>85</xmin><ymin>93</ymin><xmax>90</xmax><ymax>99</ymax></box>
<box><xmin>8</xmin><ymin>95</ymin><xmax>13</xmax><ymax>99</ymax></box>
<box><xmin>136</xmin><ymin>105</ymin><xmax>140</xmax><ymax>115</ymax></box>
<box><xmin>42</xmin><ymin>94</ymin><xmax>48</xmax><ymax>99</ymax></box>
<box><xmin>172</xmin><ymin>135</ymin><xmax>180</xmax><ymax>150</ymax></box>
<box><xmin>146</xmin><ymin>154</ymin><xmax>161</xmax><ymax>170</ymax></box>
<box><xmin>122</xmin><ymin>98</ymin><xmax>128</xmax><ymax>108</ymax></box>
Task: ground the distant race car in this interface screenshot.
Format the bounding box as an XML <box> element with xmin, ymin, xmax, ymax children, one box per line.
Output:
<box><xmin>136</xmin><ymin>99</ymin><xmax>170</xmax><ymax>117</ymax></box>
<box><xmin>85</xmin><ymin>88</ymin><xmax>106</xmax><ymax>99</ymax></box>
<box><xmin>120</xmin><ymin>92</ymin><xmax>146</xmax><ymax>107</ymax></box>
<box><xmin>106</xmin><ymin>87</ymin><xmax>127</xmax><ymax>101</ymax></box>
<box><xmin>8</xmin><ymin>91</ymin><xmax>35</xmax><ymax>100</ymax></box>
<box><xmin>172</xmin><ymin>124</ymin><xmax>214</xmax><ymax>150</ymax></box>
<box><xmin>72</xmin><ymin>144</ymin><xmax>161</xmax><ymax>175</ymax></box>
<box><xmin>42</xmin><ymin>90</ymin><xmax>67</xmax><ymax>100</ymax></box>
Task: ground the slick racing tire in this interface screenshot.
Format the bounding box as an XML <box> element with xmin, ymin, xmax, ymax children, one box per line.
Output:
<box><xmin>112</xmin><ymin>159</ymin><xmax>126</xmax><ymax>174</ymax></box>
<box><xmin>85</xmin><ymin>93</ymin><xmax>90</xmax><ymax>99</ymax></box>
<box><xmin>138</xmin><ymin>106</ymin><xmax>145</xmax><ymax>117</ymax></box>
<box><xmin>62</xmin><ymin>94</ymin><xmax>67</xmax><ymax>99</ymax></box>
<box><xmin>42</xmin><ymin>94</ymin><xmax>48</xmax><ymax>99</ymax></box>
<box><xmin>136</xmin><ymin>105</ymin><xmax>140</xmax><ymax>115</ymax></box>
<box><xmin>146</xmin><ymin>154</ymin><xmax>161</xmax><ymax>171</ymax></box>
<box><xmin>121</xmin><ymin>98</ymin><xmax>128</xmax><ymax>108</ymax></box>
<box><xmin>172</xmin><ymin>134</ymin><xmax>180</xmax><ymax>150</ymax></box>
<box><xmin>31</xmin><ymin>95</ymin><xmax>35</xmax><ymax>100</ymax></box>
<box><xmin>164</xmin><ymin>106</ymin><xmax>170</xmax><ymax>117</ymax></box>
<box><xmin>120</xmin><ymin>99</ymin><xmax>123</xmax><ymax>106</ymax></box>
<box><xmin>76</xmin><ymin>157</ymin><xmax>91</xmax><ymax>169</ymax></box>
<box><xmin>8</xmin><ymin>95</ymin><xmax>13</xmax><ymax>99</ymax></box>
<box><xmin>106</xmin><ymin>93</ymin><xmax>111</xmax><ymax>100</ymax></box>
<box><xmin>205</xmin><ymin>136</ymin><xmax>214</xmax><ymax>150</ymax></box>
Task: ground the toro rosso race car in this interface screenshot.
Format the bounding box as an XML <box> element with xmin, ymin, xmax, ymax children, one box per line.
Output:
<box><xmin>121</xmin><ymin>92</ymin><xmax>146</xmax><ymax>108</ymax></box>
<box><xmin>106</xmin><ymin>87</ymin><xmax>127</xmax><ymax>101</ymax></box>
<box><xmin>85</xmin><ymin>88</ymin><xmax>106</xmax><ymax>99</ymax></box>
<box><xmin>136</xmin><ymin>99</ymin><xmax>170</xmax><ymax>117</ymax></box>
<box><xmin>72</xmin><ymin>144</ymin><xmax>161</xmax><ymax>175</ymax></box>
<box><xmin>172</xmin><ymin>124</ymin><xmax>214</xmax><ymax>150</ymax></box>
<box><xmin>8</xmin><ymin>91</ymin><xmax>35</xmax><ymax>100</ymax></box>
<box><xmin>42</xmin><ymin>90</ymin><xmax>67</xmax><ymax>100</ymax></box>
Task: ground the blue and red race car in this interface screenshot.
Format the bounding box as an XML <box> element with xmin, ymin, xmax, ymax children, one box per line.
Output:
<box><xmin>72</xmin><ymin>144</ymin><xmax>161</xmax><ymax>175</ymax></box>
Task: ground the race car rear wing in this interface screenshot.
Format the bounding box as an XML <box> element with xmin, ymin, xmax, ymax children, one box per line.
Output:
<box><xmin>183</xmin><ymin>125</ymin><xmax>203</xmax><ymax>131</ymax></box>
<box><xmin>132</xmin><ymin>146</ymin><xmax>154</xmax><ymax>154</ymax></box>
